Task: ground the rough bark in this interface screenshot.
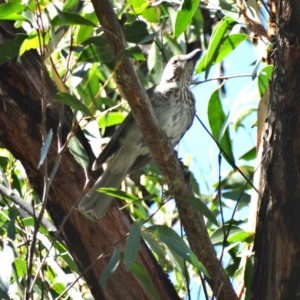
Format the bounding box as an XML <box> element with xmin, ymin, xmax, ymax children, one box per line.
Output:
<box><xmin>0</xmin><ymin>20</ymin><xmax>179</xmax><ymax>300</ymax></box>
<box><xmin>252</xmin><ymin>0</ymin><xmax>300</xmax><ymax>299</ymax></box>
<box><xmin>90</xmin><ymin>0</ymin><xmax>237</xmax><ymax>299</ymax></box>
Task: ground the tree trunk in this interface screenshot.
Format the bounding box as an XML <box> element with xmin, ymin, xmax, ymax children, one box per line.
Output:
<box><xmin>0</xmin><ymin>20</ymin><xmax>179</xmax><ymax>300</ymax></box>
<box><xmin>252</xmin><ymin>0</ymin><xmax>300</xmax><ymax>299</ymax></box>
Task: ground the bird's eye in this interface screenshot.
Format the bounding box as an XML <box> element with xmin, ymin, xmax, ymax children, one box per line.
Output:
<box><xmin>172</xmin><ymin>59</ymin><xmax>178</xmax><ymax>65</ymax></box>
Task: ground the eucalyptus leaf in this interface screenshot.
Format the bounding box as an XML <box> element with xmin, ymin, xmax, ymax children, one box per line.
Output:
<box><xmin>38</xmin><ymin>129</ymin><xmax>53</xmax><ymax>169</ymax></box>
<box><xmin>68</xmin><ymin>136</ymin><xmax>89</xmax><ymax>169</ymax></box>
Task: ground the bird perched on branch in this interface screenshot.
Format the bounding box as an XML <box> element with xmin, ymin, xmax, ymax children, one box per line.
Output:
<box><xmin>79</xmin><ymin>49</ymin><xmax>201</xmax><ymax>218</ymax></box>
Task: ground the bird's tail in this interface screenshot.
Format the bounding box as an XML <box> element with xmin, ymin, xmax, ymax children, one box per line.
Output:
<box><xmin>78</xmin><ymin>150</ymin><xmax>130</xmax><ymax>218</ymax></box>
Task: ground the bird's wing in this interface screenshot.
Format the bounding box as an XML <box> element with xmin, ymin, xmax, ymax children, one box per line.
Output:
<box><xmin>93</xmin><ymin>85</ymin><xmax>157</xmax><ymax>170</ymax></box>
<box><xmin>129</xmin><ymin>154</ymin><xmax>152</xmax><ymax>174</ymax></box>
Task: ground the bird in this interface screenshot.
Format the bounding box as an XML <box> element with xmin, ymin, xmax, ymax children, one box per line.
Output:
<box><xmin>78</xmin><ymin>48</ymin><xmax>201</xmax><ymax>218</ymax></box>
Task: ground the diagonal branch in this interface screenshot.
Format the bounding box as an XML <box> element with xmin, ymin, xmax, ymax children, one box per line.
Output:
<box><xmin>91</xmin><ymin>0</ymin><xmax>237</xmax><ymax>298</ymax></box>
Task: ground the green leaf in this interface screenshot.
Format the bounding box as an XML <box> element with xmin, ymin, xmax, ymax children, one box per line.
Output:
<box><xmin>116</xmin><ymin>46</ymin><xmax>146</xmax><ymax>62</ymax></box>
<box><xmin>124</xmin><ymin>219</ymin><xmax>143</xmax><ymax>271</ymax></box>
<box><xmin>53</xmin><ymin>92</ymin><xmax>93</xmax><ymax>117</ymax></box>
<box><xmin>244</xmin><ymin>256</ymin><xmax>254</xmax><ymax>300</ymax></box>
<box><xmin>219</xmin><ymin>0</ymin><xmax>239</xmax><ymax>19</ymax></box>
<box><xmin>38</xmin><ymin>129</ymin><xmax>53</xmax><ymax>169</ymax></box>
<box><xmin>227</xmin><ymin>231</ymin><xmax>253</xmax><ymax>243</ymax></box>
<box><xmin>196</xmin><ymin>33</ymin><xmax>248</xmax><ymax>74</ymax></box>
<box><xmin>233</xmin><ymin>106</ymin><xmax>257</xmax><ymax>131</ymax></box>
<box><xmin>123</xmin><ymin>21</ymin><xmax>150</xmax><ymax>44</ymax></box>
<box><xmin>202</xmin><ymin>16</ymin><xmax>237</xmax><ymax>78</ymax></box>
<box><xmin>130</xmin><ymin>261</ymin><xmax>161</xmax><ymax>300</ymax></box>
<box><xmin>141</xmin><ymin>231</ymin><xmax>166</xmax><ymax>266</ymax></box>
<box><xmin>0</xmin><ymin>34</ymin><xmax>28</xmax><ymax>66</ymax></box>
<box><xmin>52</xmin><ymin>12</ymin><xmax>97</xmax><ymax>27</ymax></box>
<box><xmin>0</xmin><ymin>243</ymin><xmax>14</xmax><ymax>298</ymax></box>
<box><xmin>99</xmin><ymin>248</ymin><xmax>121</xmax><ymax>287</ymax></box>
<box><xmin>99</xmin><ymin>112</ymin><xmax>126</xmax><ymax>129</ymax></box>
<box><xmin>258</xmin><ymin>65</ymin><xmax>273</xmax><ymax>97</ymax></box>
<box><xmin>174</xmin><ymin>0</ymin><xmax>201</xmax><ymax>38</ymax></box>
<box><xmin>14</xmin><ymin>258</ymin><xmax>27</xmax><ymax>278</ymax></box>
<box><xmin>97</xmin><ymin>188</ymin><xmax>139</xmax><ymax>202</ymax></box>
<box><xmin>207</xmin><ymin>89</ymin><xmax>235</xmax><ymax>165</ymax></box>
<box><xmin>222</xmin><ymin>191</ymin><xmax>251</xmax><ymax>203</ymax></box>
<box><xmin>0</xmin><ymin>3</ymin><xmax>26</xmax><ymax>19</ymax></box>
<box><xmin>210</xmin><ymin>224</ymin><xmax>243</xmax><ymax>244</ymax></box>
<box><xmin>68</xmin><ymin>136</ymin><xmax>89</xmax><ymax>169</ymax></box>
<box><xmin>239</xmin><ymin>147</ymin><xmax>256</xmax><ymax>161</ymax></box>
<box><xmin>78</xmin><ymin>44</ymin><xmax>114</xmax><ymax>63</ymax></box>
<box><xmin>147</xmin><ymin>225</ymin><xmax>209</xmax><ymax>277</ymax></box>
<box><xmin>182</xmin><ymin>196</ymin><xmax>219</xmax><ymax>226</ymax></box>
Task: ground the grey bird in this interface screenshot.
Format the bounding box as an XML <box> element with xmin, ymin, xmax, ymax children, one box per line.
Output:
<box><xmin>79</xmin><ymin>49</ymin><xmax>201</xmax><ymax>218</ymax></box>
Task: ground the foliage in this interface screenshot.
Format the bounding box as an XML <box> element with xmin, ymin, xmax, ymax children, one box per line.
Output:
<box><xmin>0</xmin><ymin>0</ymin><xmax>271</xmax><ymax>299</ymax></box>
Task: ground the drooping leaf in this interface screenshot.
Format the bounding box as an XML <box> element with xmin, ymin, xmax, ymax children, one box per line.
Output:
<box><xmin>130</xmin><ymin>261</ymin><xmax>160</xmax><ymax>300</ymax></box>
<box><xmin>68</xmin><ymin>136</ymin><xmax>89</xmax><ymax>169</ymax></box>
<box><xmin>222</xmin><ymin>191</ymin><xmax>251</xmax><ymax>203</ymax></box>
<box><xmin>124</xmin><ymin>219</ymin><xmax>143</xmax><ymax>271</ymax></box>
<box><xmin>0</xmin><ymin>3</ymin><xmax>27</xmax><ymax>19</ymax></box>
<box><xmin>182</xmin><ymin>196</ymin><xmax>219</xmax><ymax>226</ymax></box>
<box><xmin>147</xmin><ymin>225</ymin><xmax>209</xmax><ymax>277</ymax></box>
<box><xmin>97</xmin><ymin>188</ymin><xmax>138</xmax><ymax>202</ymax></box>
<box><xmin>0</xmin><ymin>34</ymin><xmax>28</xmax><ymax>66</ymax></box>
<box><xmin>174</xmin><ymin>0</ymin><xmax>201</xmax><ymax>38</ymax></box>
<box><xmin>53</xmin><ymin>92</ymin><xmax>93</xmax><ymax>117</ymax></box>
<box><xmin>99</xmin><ymin>248</ymin><xmax>121</xmax><ymax>287</ymax></box>
<box><xmin>52</xmin><ymin>12</ymin><xmax>97</xmax><ymax>27</ymax></box>
<box><xmin>207</xmin><ymin>89</ymin><xmax>235</xmax><ymax>165</ymax></box>
<box><xmin>38</xmin><ymin>129</ymin><xmax>53</xmax><ymax>169</ymax></box>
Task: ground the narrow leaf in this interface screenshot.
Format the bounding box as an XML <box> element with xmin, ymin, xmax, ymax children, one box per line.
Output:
<box><xmin>68</xmin><ymin>136</ymin><xmax>89</xmax><ymax>169</ymax></box>
<box><xmin>239</xmin><ymin>147</ymin><xmax>256</xmax><ymax>161</ymax></box>
<box><xmin>38</xmin><ymin>129</ymin><xmax>53</xmax><ymax>169</ymax></box>
<box><xmin>147</xmin><ymin>225</ymin><xmax>209</xmax><ymax>277</ymax></box>
<box><xmin>99</xmin><ymin>112</ymin><xmax>126</xmax><ymax>129</ymax></box>
<box><xmin>99</xmin><ymin>248</ymin><xmax>121</xmax><ymax>287</ymax></box>
<box><xmin>98</xmin><ymin>188</ymin><xmax>138</xmax><ymax>202</ymax></box>
<box><xmin>210</xmin><ymin>224</ymin><xmax>243</xmax><ymax>244</ymax></box>
<box><xmin>52</xmin><ymin>12</ymin><xmax>97</xmax><ymax>27</ymax></box>
<box><xmin>124</xmin><ymin>219</ymin><xmax>143</xmax><ymax>271</ymax></box>
<box><xmin>174</xmin><ymin>0</ymin><xmax>201</xmax><ymax>38</ymax></box>
<box><xmin>207</xmin><ymin>89</ymin><xmax>235</xmax><ymax>165</ymax></box>
<box><xmin>0</xmin><ymin>3</ymin><xmax>26</xmax><ymax>18</ymax></box>
<box><xmin>130</xmin><ymin>261</ymin><xmax>161</xmax><ymax>300</ymax></box>
<box><xmin>183</xmin><ymin>196</ymin><xmax>219</xmax><ymax>226</ymax></box>
<box><xmin>53</xmin><ymin>92</ymin><xmax>93</xmax><ymax>117</ymax></box>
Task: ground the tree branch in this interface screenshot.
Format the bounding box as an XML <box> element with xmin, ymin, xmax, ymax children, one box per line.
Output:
<box><xmin>90</xmin><ymin>0</ymin><xmax>237</xmax><ymax>298</ymax></box>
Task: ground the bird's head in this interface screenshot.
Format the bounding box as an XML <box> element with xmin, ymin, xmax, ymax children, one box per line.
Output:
<box><xmin>161</xmin><ymin>49</ymin><xmax>201</xmax><ymax>85</ymax></box>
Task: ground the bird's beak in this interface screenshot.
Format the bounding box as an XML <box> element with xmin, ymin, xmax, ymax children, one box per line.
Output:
<box><xmin>186</xmin><ymin>49</ymin><xmax>202</xmax><ymax>62</ymax></box>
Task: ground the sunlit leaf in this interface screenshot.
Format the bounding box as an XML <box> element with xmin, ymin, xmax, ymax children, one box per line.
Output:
<box><xmin>0</xmin><ymin>3</ymin><xmax>26</xmax><ymax>19</ymax></box>
<box><xmin>99</xmin><ymin>248</ymin><xmax>121</xmax><ymax>287</ymax></box>
<box><xmin>38</xmin><ymin>129</ymin><xmax>53</xmax><ymax>169</ymax></box>
<box><xmin>124</xmin><ymin>219</ymin><xmax>143</xmax><ymax>271</ymax></box>
<box><xmin>97</xmin><ymin>188</ymin><xmax>139</xmax><ymax>202</ymax></box>
<box><xmin>174</xmin><ymin>0</ymin><xmax>201</xmax><ymax>38</ymax></box>
<box><xmin>210</xmin><ymin>224</ymin><xmax>244</xmax><ymax>244</ymax></box>
<box><xmin>239</xmin><ymin>147</ymin><xmax>256</xmax><ymax>161</ymax></box>
<box><xmin>196</xmin><ymin>33</ymin><xmax>248</xmax><ymax>74</ymax></box>
<box><xmin>258</xmin><ymin>65</ymin><xmax>273</xmax><ymax>97</ymax></box>
<box><xmin>99</xmin><ymin>112</ymin><xmax>126</xmax><ymax>129</ymax></box>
